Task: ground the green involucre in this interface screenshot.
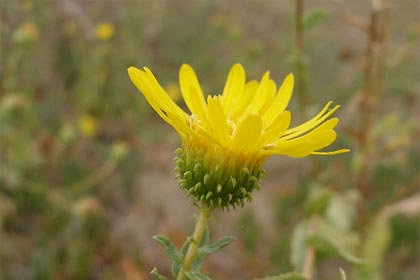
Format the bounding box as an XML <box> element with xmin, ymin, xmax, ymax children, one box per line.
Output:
<box><xmin>175</xmin><ymin>148</ymin><xmax>266</xmax><ymax>210</ymax></box>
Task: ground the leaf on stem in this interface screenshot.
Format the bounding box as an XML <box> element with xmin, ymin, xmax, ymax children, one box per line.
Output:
<box><xmin>185</xmin><ymin>270</ymin><xmax>211</xmax><ymax>280</ymax></box>
<box><xmin>306</xmin><ymin>218</ymin><xmax>363</xmax><ymax>264</ymax></box>
<box><xmin>197</xmin><ymin>236</ymin><xmax>236</xmax><ymax>256</ymax></box>
<box><xmin>152</xmin><ymin>235</ymin><xmax>182</xmax><ymax>262</ymax></box>
<box><xmin>338</xmin><ymin>268</ymin><xmax>347</xmax><ymax>280</ymax></box>
<box><xmin>150</xmin><ymin>267</ymin><xmax>169</xmax><ymax>280</ymax></box>
<box><xmin>171</xmin><ymin>238</ymin><xmax>191</xmax><ymax>277</ymax></box>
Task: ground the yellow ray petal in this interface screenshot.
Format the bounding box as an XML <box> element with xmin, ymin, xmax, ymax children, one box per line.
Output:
<box><xmin>231</xmin><ymin>80</ymin><xmax>259</xmax><ymax>121</ymax></box>
<box><xmin>283</xmin><ymin>102</ymin><xmax>339</xmax><ymax>139</ymax></box>
<box><xmin>258</xmin><ymin>111</ymin><xmax>291</xmax><ymax>147</ymax></box>
<box><xmin>267</xmin><ymin>118</ymin><xmax>340</xmax><ymax>157</ymax></box>
<box><xmin>265</xmin><ymin>130</ymin><xmax>337</xmax><ymax>158</ymax></box>
<box><xmin>232</xmin><ymin>114</ymin><xmax>262</xmax><ymax>151</ymax></box>
<box><xmin>281</xmin><ymin>118</ymin><xmax>338</xmax><ymax>140</ymax></box>
<box><xmin>179</xmin><ymin>64</ymin><xmax>207</xmax><ymax>119</ymax></box>
<box><xmin>187</xmin><ymin>86</ymin><xmax>208</xmax><ymax>121</ymax></box>
<box><xmin>143</xmin><ymin>67</ymin><xmax>188</xmax><ymax>118</ymax></box>
<box><xmin>282</xmin><ymin>117</ymin><xmax>339</xmax><ymax>141</ymax></box>
<box><xmin>129</xmin><ymin>67</ymin><xmax>191</xmax><ymax>135</ymax></box>
<box><xmin>128</xmin><ymin>67</ymin><xmax>173</xmax><ymax>124</ymax></box>
<box><xmin>247</xmin><ymin>72</ymin><xmax>275</xmax><ymax>115</ymax></box>
<box><xmin>222</xmin><ymin>63</ymin><xmax>246</xmax><ymax>114</ymax></box>
<box><xmin>207</xmin><ymin>96</ymin><xmax>230</xmax><ymax>146</ymax></box>
<box><xmin>166</xmin><ymin>110</ymin><xmax>194</xmax><ymax>137</ymax></box>
<box><xmin>312</xmin><ymin>149</ymin><xmax>350</xmax><ymax>155</ymax></box>
<box><xmin>262</xmin><ymin>73</ymin><xmax>294</xmax><ymax>126</ymax></box>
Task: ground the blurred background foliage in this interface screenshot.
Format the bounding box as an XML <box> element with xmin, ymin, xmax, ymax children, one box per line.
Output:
<box><xmin>0</xmin><ymin>0</ymin><xmax>418</xmax><ymax>279</ymax></box>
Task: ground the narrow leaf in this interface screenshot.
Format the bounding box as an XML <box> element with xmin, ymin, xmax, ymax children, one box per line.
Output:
<box><xmin>338</xmin><ymin>268</ymin><xmax>347</xmax><ymax>280</ymax></box>
<box><xmin>197</xmin><ymin>236</ymin><xmax>235</xmax><ymax>256</ymax></box>
<box><xmin>152</xmin><ymin>235</ymin><xmax>182</xmax><ymax>262</ymax></box>
<box><xmin>172</xmin><ymin>239</ymin><xmax>191</xmax><ymax>277</ymax></box>
<box><xmin>185</xmin><ymin>270</ymin><xmax>211</xmax><ymax>280</ymax></box>
<box><xmin>150</xmin><ymin>267</ymin><xmax>168</xmax><ymax>280</ymax></box>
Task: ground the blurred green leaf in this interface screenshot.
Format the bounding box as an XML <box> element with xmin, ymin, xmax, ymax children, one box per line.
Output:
<box><xmin>325</xmin><ymin>191</ymin><xmax>358</xmax><ymax>231</ymax></box>
<box><xmin>363</xmin><ymin>217</ymin><xmax>392</xmax><ymax>272</ymax></box>
<box><xmin>309</xmin><ymin>218</ymin><xmax>362</xmax><ymax>264</ymax></box>
<box><xmin>303</xmin><ymin>9</ymin><xmax>329</xmax><ymax>31</ymax></box>
<box><xmin>255</xmin><ymin>272</ymin><xmax>307</xmax><ymax>280</ymax></box>
<box><xmin>305</xmin><ymin>184</ymin><xmax>332</xmax><ymax>215</ymax></box>
<box><xmin>291</xmin><ymin>220</ymin><xmax>308</xmax><ymax>272</ymax></box>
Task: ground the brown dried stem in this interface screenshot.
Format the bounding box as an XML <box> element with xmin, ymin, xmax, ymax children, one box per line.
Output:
<box><xmin>295</xmin><ymin>0</ymin><xmax>308</xmax><ymax>114</ymax></box>
<box><xmin>357</xmin><ymin>0</ymin><xmax>389</xmax><ymax>223</ymax></box>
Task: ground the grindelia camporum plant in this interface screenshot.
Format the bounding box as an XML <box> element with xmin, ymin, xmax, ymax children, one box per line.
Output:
<box><xmin>128</xmin><ymin>64</ymin><xmax>349</xmax><ymax>280</ymax></box>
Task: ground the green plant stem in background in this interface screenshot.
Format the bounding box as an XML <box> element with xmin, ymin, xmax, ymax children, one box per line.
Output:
<box><xmin>176</xmin><ymin>207</ymin><xmax>213</xmax><ymax>280</ymax></box>
<box><xmin>302</xmin><ymin>215</ymin><xmax>319</xmax><ymax>280</ymax></box>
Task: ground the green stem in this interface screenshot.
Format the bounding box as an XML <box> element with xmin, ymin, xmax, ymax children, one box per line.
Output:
<box><xmin>176</xmin><ymin>207</ymin><xmax>212</xmax><ymax>280</ymax></box>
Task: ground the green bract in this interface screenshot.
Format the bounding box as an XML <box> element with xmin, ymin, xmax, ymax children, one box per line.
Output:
<box><xmin>175</xmin><ymin>148</ymin><xmax>265</xmax><ymax>210</ymax></box>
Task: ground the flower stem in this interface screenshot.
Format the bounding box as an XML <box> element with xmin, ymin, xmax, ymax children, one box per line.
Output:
<box><xmin>176</xmin><ymin>207</ymin><xmax>212</xmax><ymax>280</ymax></box>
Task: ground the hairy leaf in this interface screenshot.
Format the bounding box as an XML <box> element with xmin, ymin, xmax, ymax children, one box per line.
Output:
<box><xmin>197</xmin><ymin>236</ymin><xmax>235</xmax><ymax>256</ymax></box>
<box><xmin>153</xmin><ymin>235</ymin><xmax>182</xmax><ymax>262</ymax></box>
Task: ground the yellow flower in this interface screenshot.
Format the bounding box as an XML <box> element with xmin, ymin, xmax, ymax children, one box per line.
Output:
<box><xmin>13</xmin><ymin>22</ymin><xmax>38</xmax><ymax>45</ymax></box>
<box><xmin>95</xmin><ymin>22</ymin><xmax>115</xmax><ymax>41</ymax></box>
<box><xmin>78</xmin><ymin>114</ymin><xmax>98</xmax><ymax>138</ymax></box>
<box><xmin>128</xmin><ymin>64</ymin><xmax>349</xmax><ymax>209</ymax></box>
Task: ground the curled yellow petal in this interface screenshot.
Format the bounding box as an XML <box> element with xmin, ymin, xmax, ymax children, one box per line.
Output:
<box><xmin>179</xmin><ymin>64</ymin><xmax>207</xmax><ymax>120</ymax></box>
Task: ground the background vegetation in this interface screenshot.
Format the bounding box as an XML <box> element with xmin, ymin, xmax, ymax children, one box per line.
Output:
<box><xmin>0</xmin><ymin>0</ymin><xmax>418</xmax><ymax>279</ymax></box>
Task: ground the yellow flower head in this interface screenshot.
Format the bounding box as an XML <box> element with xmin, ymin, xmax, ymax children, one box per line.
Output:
<box><xmin>78</xmin><ymin>114</ymin><xmax>98</xmax><ymax>138</ymax></box>
<box><xmin>95</xmin><ymin>22</ymin><xmax>115</xmax><ymax>41</ymax></box>
<box><xmin>128</xmin><ymin>64</ymin><xmax>349</xmax><ymax>209</ymax></box>
<box><xmin>13</xmin><ymin>22</ymin><xmax>38</xmax><ymax>45</ymax></box>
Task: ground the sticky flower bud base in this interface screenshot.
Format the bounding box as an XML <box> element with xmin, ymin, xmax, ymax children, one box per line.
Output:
<box><xmin>175</xmin><ymin>147</ymin><xmax>266</xmax><ymax>210</ymax></box>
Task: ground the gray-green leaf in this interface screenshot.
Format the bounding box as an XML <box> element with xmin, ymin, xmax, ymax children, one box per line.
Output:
<box><xmin>185</xmin><ymin>270</ymin><xmax>211</xmax><ymax>280</ymax></box>
<box><xmin>153</xmin><ymin>235</ymin><xmax>182</xmax><ymax>262</ymax></box>
<box><xmin>150</xmin><ymin>267</ymin><xmax>169</xmax><ymax>280</ymax></box>
<box><xmin>197</xmin><ymin>236</ymin><xmax>235</xmax><ymax>256</ymax></box>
